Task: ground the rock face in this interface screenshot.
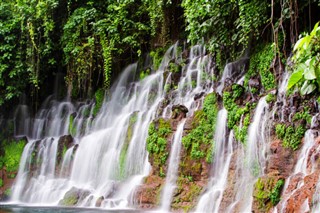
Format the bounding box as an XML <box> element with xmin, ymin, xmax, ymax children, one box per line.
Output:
<box><xmin>59</xmin><ymin>187</ymin><xmax>90</xmax><ymax>206</ymax></box>
<box><xmin>135</xmin><ymin>175</ymin><xmax>164</xmax><ymax>209</ymax></box>
<box><xmin>285</xmin><ymin>171</ymin><xmax>319</xmax><ymax>212</ymax></box>
<box><xmin>57</xmin><ymin>135</ymin><xmax>74</xmax><ymax>166</ymax></box>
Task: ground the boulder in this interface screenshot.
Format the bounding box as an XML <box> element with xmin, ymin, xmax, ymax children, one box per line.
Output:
<box><xmin>59</xmin><ymin>187</ymin><xmax>90</xmax><ymax>206</ymax></box>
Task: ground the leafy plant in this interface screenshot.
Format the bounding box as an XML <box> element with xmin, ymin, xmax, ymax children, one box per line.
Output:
<box><xmin>270</xmin><ymin>179</ymin><xmax>285</xmax><ymax>206</ymax></box>
<box><xmin>146</xmin><ymin>118</ymin><xmax>172</xmax><ymax>175</ymax></box>
<box><xmin>287</xmin><ymin>22</ymin><xmax>320</xmax><ymax>95</ymax></box>
<box><xmin>182</xmin><ymin>93</ymin><xmax>218</xmax><ymax>163</ymax></box>
<box><xmin>1</xmin><ymin>139</ymin><xmax>26</xmax><ymax>173</ymax></box>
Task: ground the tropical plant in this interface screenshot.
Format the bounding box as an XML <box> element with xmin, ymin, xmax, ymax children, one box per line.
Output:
<box><xmin>287</xmin><ymin>22</ymin><xmax>320</xmax><ymax>95</ymax></box>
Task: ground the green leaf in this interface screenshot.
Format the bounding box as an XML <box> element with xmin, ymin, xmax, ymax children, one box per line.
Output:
<box><xmin>304</xmin><ymin>59</ymin><xmax>316</xmax><ymax>80</ymax></box>
<box><xmin>310</xmin><ymin>22</ymin><xmax>319</xmax><ymax>37</ymax></box>
<box><xmin>287</xmin><ymin>68</ymin><xmax>304</xmax><ymax>90</ymax></box>
<box><xmin>300</xmin><ymin>81</ymin><xmax>316</xmax><ymax>95</ymax></box>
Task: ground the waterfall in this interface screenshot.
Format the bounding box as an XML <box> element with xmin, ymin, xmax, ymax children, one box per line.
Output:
<box><xmin>276</xmin><ymin>115</ymin><xmax>319</xmax><ymax>212</ymax></box>
<box><xmin>10</xmin><ymin>44</ymin><xmax>216</xmax><ymax>210</ymax></box>
<box><xmin>195</xmin><ymin>109</ymin><xmax>232</xmax><ymax>213</ymax></box>
<box><xmin>160</xmin><ymin>120</ymin><xmax>186</xmax><ymax>211</ymax></box>
<box><xmin>228</xmin><ymin>96</ymin><xmax>270</xmax><ymax>212</ymax></box>
<box><xmin>11</xmin><ymin>54</ymin><xmax>170</xmax><ymax>208</ymax></box>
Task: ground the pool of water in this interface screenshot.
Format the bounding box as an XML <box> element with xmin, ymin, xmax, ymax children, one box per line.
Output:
<box><xmin>0</xmin><ymin>205</ymin><xmax>141</xmax><ymax>213</ymax></box>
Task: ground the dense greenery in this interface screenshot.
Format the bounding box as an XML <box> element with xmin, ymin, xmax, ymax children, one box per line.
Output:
<box><xmin>275</xmin><ymin>123</ymin><xmax>306</xmax><ymax>150</ymax></box>
<box><xmin>182</xmin><ymin>93</ymin><xmax>218</xmax><ymax>163</ymax></box>
<box><xmin>146</xmin><ymin>118</ymin><xmax>172</xmax><ymax>177</ymax></box>
<box><xmin>0</xmin><ymin>0</ymin><xmax>318</xmax><ymax>112</ymax></box>
<box><xmin>245</xmin><ymin>44</ymin><xmax>276</xmax><ymax>91</ymax></box>
<box><xmin>0</xmin><ymin>139</ymin><xmax>26</xmax><ymax>174</ymax></box>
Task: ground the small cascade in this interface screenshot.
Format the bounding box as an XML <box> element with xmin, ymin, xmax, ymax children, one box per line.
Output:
<box><xmin>160</xmin><ymin>120</ymin><xmax>186</xmax><ymax>211</ymax></box>
<box><xmin>276</xmin><ymin>115</ymin><xmax>320</xmax><ymax>212</ymax></box>
<box><xmin>216</xmin><ymin>57</ymin><xmax>248</xmax><ymax>94</ymax></box>
<box><xmin>14</xmin><ymin>104</ymin><xmax>31</xmax><ymax>137</ymax></box>
<box><xmin>162</xmin><ymin>44</ymin><xmax>214</xmax><ymax>118</ymax></box>
<box><xmin>195</xmin><ymin>109</ymin><xmax>232</xmax><ymax>213</ymax></box>
<box><xmin>228</xmin><ymin>96</ymin><xmax>270</xmax><ymax>212</ymax></box>
<box><xmin>274</xmin><ymin>70</ymin><xmax>290</xmax><ymax>122</ymax></box>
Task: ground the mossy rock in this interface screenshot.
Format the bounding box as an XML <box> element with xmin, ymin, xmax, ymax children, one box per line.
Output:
<box><xmin>59</xmin><ymin>187</ymin><xmax>90</xmax><ymax>206</ymax></box>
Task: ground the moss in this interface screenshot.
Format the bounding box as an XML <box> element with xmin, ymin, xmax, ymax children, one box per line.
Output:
<box><xmin>172</xmin><ymin>177</ymin><xmax>202</xmax><ymax>211</ymax></box>
<box><xmin>68</xmin><ymin>114</ymin><xmax>76</xmax><ymax>136</ymax></box>
<box><xmin>60</xmin><ymin>193</ymin><xmax>78</xmax><ymax>206</ymax></box>
<box><xmin>254</xmin><ymin>177</ymin><xmax>284</xmax><ymax>210</ymax></box>
<box><xmin>182</xmin><ymin>93</ymin><xmax>218</xmax><ymax>163</ymax></box>
<box><xmin>119</xmin><ymin>112</ymin><xmax>138</xmax><ymax>179</ymax></box>
<box><xmin>146</xmin><ymin>118</ymin><xmax>172</xmax><ymax>175</ymax></box>
<box><xmin>93</xmin><ymin>88</ymin><xmax>104</xmax><ymax>116</ymax></box>
<box><xmin>0</xmin><ymin>178</ymin><xmax>3</xmax><ymax>187</ymax></box>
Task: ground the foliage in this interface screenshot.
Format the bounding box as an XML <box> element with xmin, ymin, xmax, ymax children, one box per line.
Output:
<box><xmin>292</xmin><ymin>108</ymin><xmax>312</xmax><ymax>124</ymax></box>
<box><xmin>0</xmin><ymin>139</ymin><xmax>26</xmax><ymax>173</ymax></box>
<box><xmin>266</xmin><ymin>93</ymin><xmax>276</xmax><ymax>103</ymax></box>
<box><xmin>181</xmin><ymin>0</ymin><xmax>268</xmax><ymax>70</ymax></box>
<box><xmin>234</xmin><ymin>113</ymin><xmax>250</xmax><ymax>144</ymax></box>
<box><xmin>287</xmin><ymin>22</ymin><xmax>320</xmax><ymax>95</ymax></box>
<box><xmin>223</xmin><ymin>90</ymin><xmax>251</xmax><ymax>132</ymax></box>
<box><xmin>275</xmin><ymin>124</ymin><xmax>286</xmax><ymax>139</ymax></box>
<box><xmin>182</xmin><ymin>93</ymin><xmax>218</xmax><ymax>163</ymax></box>
<box><xmin>276</xmin><ymin>123</ymin><xmax>305</xmax><ymax>150</ymax></box>
<box><xmin>146</xmin><ymin>118</ymin><xmax>172</xmax><ymax>175</ymax></box>
<box><xmin>254</xmin><ymin>177</ymin><xmax>284</xmax><ymax>210</ymax></box>
<box><xmin>0</xmin><ymin>0</ymin><xmax>58</xmax><ymax>106</ymax></box>
<box><xmin>269</xmin><ymin>179</ymin><xmax>285</xmax><ymax>206</ymax></box>
<box><xmin>246</xmin><ymin>44</ymin><xmax>276</xmax><ymax>91</ymax></box>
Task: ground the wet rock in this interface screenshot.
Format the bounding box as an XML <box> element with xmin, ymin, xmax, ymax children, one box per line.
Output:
<box><xmin>95</xmin><ymin>196</ymin><xmax>104</xmax><ymax>207</ymax></box>
<box><xmin>59</xmin><ymin>187</ymin><xmax>90</xmax><ymax>206</ymax></box>
<box><xmin>184</xmin><ymin>116</ymin><xmax>194</xmax><ymax>130</ymax></box>
<box><xmin>57</xmin><ymin>135</ymin><xmax>74</xmax><ymax>166</ymax></box>
<box><xmin>194</xmin><ymin>92</ymin><xmax>205</xmax><ymax>101</ymax></box>
<box><xmin>135</xmin><ymin>175</ymin><xmax>164</xmax><ymax>209</ymax></box>
<box><xmin>249</xmin><ymin>77</ymin><xmax>260</xmax><ymax>89</ymax></box>
<box><xmin>267</xmin><ymin>139</ymin><xmax>297</xmax><ymax>177</ymax></box>
<box><xmin>289</xmin><ymin>92</ymin><xmax>301</xmax><ymax>109</ymax></box>
<box><xmin>285</xmin><ymin>171</ymin><xmax>320</xmax><ymax>212</ymax></box>
<box><xmin>171</xmin><ymin>104</ymin><xmax>188</xmax><ymax>120</ymax></box>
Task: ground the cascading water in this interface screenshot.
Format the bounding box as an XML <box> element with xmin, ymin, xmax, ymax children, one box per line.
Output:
<box><xmin>195</xmin><ymin>109</ymin><xmax>232</xmax><ymax>213</ymax></box>
<box><xmin>10</xmin><ymin>44</ymin><xmax>217</xmax><ymax>210</ymax></box>
<box><xmin>275</xmin><ymin>115</ymin><xmax>320</xmax><ymax>212</ymax></box>
<box><xmin>160</xmin><ymin>120</ymin><xmax>186</xmax><ymax>211</ymax></box>
<box><xmin>10</xmin><ymin>48</ymin><xmax>173</xmax><ymax>207</ymax></box>
<box><xmin>228</xmin><ymin>96</ymin><xmax>270</xmax><ymax>212</ymax></box>
<box><xmin>158</xmin><ymin>44</ymin><xmax>216</xmax><ymax>210</ymax></box>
